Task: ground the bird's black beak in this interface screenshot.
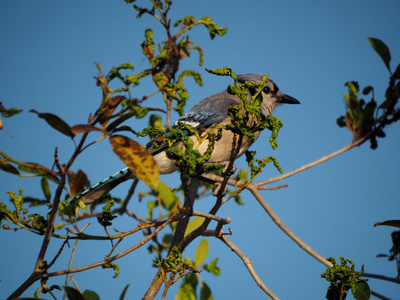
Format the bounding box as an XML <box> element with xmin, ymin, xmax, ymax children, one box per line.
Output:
<box><xmin>278</xmin><ymin>93</ymin><xmax>301</xmax><ymax>105</ymax></box>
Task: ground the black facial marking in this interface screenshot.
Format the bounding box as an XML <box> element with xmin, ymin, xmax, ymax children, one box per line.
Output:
<box><xmin>272</xmin><ymin>82</ymin><xmax>279</xmax><ymax>94</ymax></box>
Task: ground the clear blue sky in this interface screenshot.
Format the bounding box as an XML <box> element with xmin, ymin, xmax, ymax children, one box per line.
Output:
<box><xmin>1</xmin><ymin>1</ymin><xmax>399</xmax><ymax>299</ymax></box>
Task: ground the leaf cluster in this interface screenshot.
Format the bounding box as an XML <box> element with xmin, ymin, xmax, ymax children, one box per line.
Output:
<box><xmin>156</xmin><ymin>240</ymin><xmax>220</xmax><ymax>300</ymax></box>
<box><xmin>0</xmin><ymin>189</ymin><xmax>51</xmax><ymax>235</ymax></box>
<box><xmin>0</xmin><ymin>102</ymin><xmax>22</xmax><ymax>130</ymax></box>
<box><xmin>0</xmin><ymin>2</ymin><xmax>230</xmax><ymax>299</ymax></box>
<box><xmin>376</xmin><ymin>224</ymin><xmax>400</xmax><ymax>278</ymax></box>
<box><xmin>321</xmin><ymin>257</ymin><xmax>370</xmax><ymax>300</ymax></box>
<box><xmin>337</xmin><ymin>37</ymin><xmax>400</xmax><ymax>149</ymax></box>
<box><xmin>208</xmin><ymin>67</ymin><xmax>283</xmax><ymax>150</ymax></box>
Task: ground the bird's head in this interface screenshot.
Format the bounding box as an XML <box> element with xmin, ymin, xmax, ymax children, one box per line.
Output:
<box><xmin>237</xmin><ymin>73</ymin><xmax>300</xmax><ymax>117</ymax></box>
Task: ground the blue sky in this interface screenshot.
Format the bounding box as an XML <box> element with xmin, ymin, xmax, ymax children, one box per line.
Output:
<box><xmin>1</xmin><ymin>1</ymin><xmax>400</xmax><ymax>299</ymax></box>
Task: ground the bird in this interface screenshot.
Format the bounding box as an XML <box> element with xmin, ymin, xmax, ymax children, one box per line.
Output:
<box><xmin>74</xmin><ymin>74</ymin><xmax>300</xmax><ymax>204</ymax></box>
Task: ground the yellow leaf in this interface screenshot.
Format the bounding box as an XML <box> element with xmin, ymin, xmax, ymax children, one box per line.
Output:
<box><xmin>110</xmin><ymin>135</ymin><xmax>159</xmax><ymax>190</ymax></box>
<box><xmin>184</xmin><ymin>217</ymin><xmax>205</xmax><ymax>237</ymax></box>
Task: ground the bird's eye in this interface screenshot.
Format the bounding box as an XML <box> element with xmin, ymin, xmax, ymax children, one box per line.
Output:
<box><xmin>263</xmin><ymin>86</ymin><xmax>271</xmax><ymax>93</ymax></box>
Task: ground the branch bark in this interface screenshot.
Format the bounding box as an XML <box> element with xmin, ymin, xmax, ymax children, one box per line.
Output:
<box><xmin>219</xmin><ymin>235</ymin><xmax>281</xmax><ymax>300</ymax></box>
<box><xmin>142</xmin><ymin>178</ymin><xmax>200</xmax><ymax>299</ymax></box>
<box><xmin>248</xmin><ymin>185</ymin><xmax>333</xmax><ymax>268</ymax></box>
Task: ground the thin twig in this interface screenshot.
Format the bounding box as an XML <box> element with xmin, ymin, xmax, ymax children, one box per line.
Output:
<box><xmin>370</xmin><ymin>290</ymin><xmax>392</xmax><ymax>300</ymax></box>
<box><xmin>118</xmin><ymin>179</ymin><xmax>139</xmax><ymax>215</ymax></box>
<box><xmin>63</xmin><ymin>238</ymin><xmax>79</xmax><ymax>300</ymax></box>
<box><xmin>70</xmin><ymin>275</ymin><xmax>80</xmax><ymax>293</ymax></box>
<box><xmin>202</xmin><ymin>136</ymin><xmax>369</xmax><ymax>191</ymax></box>
<box><xmin>192</xmin><ymin>210</ymin><xmax>231</xmax><ymax>224</ymax></box>
<box><xmin>33</xmin><ymin>174</ymin><xmax>67</xmax><ymax>272</ymax></box>
<box><xmin>218</xmin><ymin>235</ymin><xmax>280</xmax><ymax>300</ymax></box>
<box><xmin>258</xmin><ymin>184</ymin><xmax>288</xmax><ymax>190</ymax></box>
<box><xmin>42</xmin><ymin>211</ymin><xmax>179</xmax><ymax>279</ymax></box>
<box><xmin>360</xmin><ymin>272</ymin><xmax>400</xmax><ymax>284</ymax></box>
<box><xmin>46</xmin><ymin>238</ymin><xmax>69</xmax><ymax>270</ymax></box>
<box><xmin>256</xmin><ymin>136</ymin><xmax>368</xmax><ymax>187</ymax></box>
<box><xmin>248</xmin><ymin>186</ymin><xmax>333</xmax><ymax>268</ymax></box>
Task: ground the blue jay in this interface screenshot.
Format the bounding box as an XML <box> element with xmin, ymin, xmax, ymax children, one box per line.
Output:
<box><xmin>75</xmin><ymin>74</ymin><xmax>300</xmax><ymax>204</ymax></box>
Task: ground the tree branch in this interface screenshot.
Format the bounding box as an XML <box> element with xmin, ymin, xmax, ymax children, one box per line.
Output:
<box><xmin>248</xmin><ymin>185</ymin><xmax>333</xmax><ymax>268</ymax></box>
<box><xmin>142</xmin><ymin>178</ymin><xmax>199</xmax><ymax>300</ymax></box>
<box><xmin>360</xmin><ymin>272</ymin><xmax>400</xmax><ymax>284</ymax></box>
<box><xmin>256</xmin><ymin>136</ymin><xmax>368</xmax><ymax>187</ymax></box>
<box><xmin>43</xmin><ymin>211</ymin><xmax>178</xmax><ymax>278</ymax></box>
<box><xmin>218</xmin><ymin>235</ymin><xmax>280</xmax><ymax>300</ymax></box>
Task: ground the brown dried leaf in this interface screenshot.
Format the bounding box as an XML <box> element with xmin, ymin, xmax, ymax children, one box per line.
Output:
<box><xmin>67</xmin><ymin>169</ymin><xmax>88</xmax><ymax>197</ymax></box>
<box><xmin>71</xmin><ymin>124</ymin><xmax>102</xmax><ymax>134</ymax></box>
<box><xmin>30</xmin><ymin>109</ymin><xmax>74</xmax><ymax>138</ymax></box>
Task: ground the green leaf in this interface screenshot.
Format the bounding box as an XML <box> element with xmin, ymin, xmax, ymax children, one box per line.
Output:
<box><xmin>197</xmin><ymin>16</ymin><xmax>227</xmax><ymax>40</ymax></box>
<box><xmin>368</xmin><ymin>37</ymin><xmax>391</xmax><ymax>73</ymax></box>
<box><xmin>345</xmin><ymin>82</ymin><xmax>361</xmax><ymax>129</ymax></box>
<box><xmin>0</xmin><ymin>160</ymin><xmax>20</xmax><ymax>175</ymax></box>
<box><xmin>0</xmin><ymin>103</ymin><xmax>22</xmax><ymax>117</ymax></box>
<box><xmin>194</xmin><ymin>239</ymin><xmax>209</xmax><ymax>267</ymax></box>
<box><xmin>23</xmin><ymin>197</ymin><xmax>49</xmax><ymax>207</ymax></box>
<box><xmin>153</xmin><ymin>72</ymin><xmax>169</xmax><ymax>89</ymax></box>
<box><xmin>147</xmin><ymin>200</ymin><xmax>156</xmax><ymax>220</ymax></box>
<box><xmin>157</xmin><ymin>181</ymin><xmax>177</xmax><ymax>210</ymax></box>
<box><xmin>352</xmin><ymin>280</ymin><xmax>371</xmax><ymax>300</ymax></box>
<box><xmin>393</xmin><ymin>63</ymin><xmax>400</xmax><ymax>80</ymax></box>
<box><xmin>204</xmin><ymin>258</ymin><xmax>220</xmax><ymax>276</ymax></box>
<box><xmin>374</xmin><ymin>219</ymin><xmax>400</xmax><ymax>228</ymax></box>
<box><xmin>7</xmin><ymin>189</ymin><xmax>23</xmax><ymax>214</ymax></box>
<box><xmin>175</xmin><ymin>273</ymin><xmax>198</xmax><ymax>300</ymax></box>
<box><xmin>59</xmin><ymin>200</ymin><xmax>74</xmax><ymax>218</ymax></box>
<box><xmin>119</xmin><ymin>284</ymin><xmax>130</xmax><ymax>300</ymax></box>
<box><xmin>82</xmin><ymin>290</ymin><xmax>100</xmax><ymax>300</ymax></box>
<box><xmin>102</xmin><ymin>262</ymin><xmax>120</xmax><ymax>278</ymax></box>
<box><xmin>191</xmin><ymin>45</ymin><xmax>204</xmax><ymax>66</ymax></box>
<box><xmin>41</xmin><ymin>176</ymin><xmax>51</xmax><ymax>201</ymax></box>
<box><xmin>175</xmin><ymin>284</ymin><xmax>196</xmax><ymax>300</ymax></box>
<box><xmin>200</xmin><ymin>282</ymin><xmax>213</xmax><ymax>300</ymax></box>
<box><xmin>376</xmin><ymin>254</ymin><xmax>389</xmax><ymax>258</ymax></box>
<box><xmin>64</xmin><ymin>286</ymin><xmax>85</xmax><ymax>300</ymax></box>
<box><xmin>30</xmin><ymin>109</ymin><xmax>75</xmax><ymax>138</ymax></box>
<box><xmin>178</xmin><ymin>70</ymin><xmax>203</xmax><ymax>86</ymax></box>
<box><xmin>184</xmin><ymin>217</ymin><xmax>205</xmax><ymax>237</ymax></box>
<box><xmin>266</xmin><ymin>115</ymin><xmax>283</xmax><ymax>150</ymax></box>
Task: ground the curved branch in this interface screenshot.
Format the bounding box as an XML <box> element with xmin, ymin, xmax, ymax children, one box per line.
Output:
<box><xmin>361</xmin><ymin>272</ymin><xmax>400</xmax><ymax>284</ymax></box>
<box><xmin>256</xmin><ymin>136</ymin><xmax>368</xmax><ymax>187</ymax></box>
<box><xmin>218</xmin><ymin>235</ymin><xmax>280</xmax><ymax>300</ymax></box>
<box><xmin>42</xmin><ymin>211</ymin><xmax>179</xmax><ymax>278</ymax></box>
<box><xmin>371</xmin><ymin>290</ymin><xmax>393</xmax><ymax>300</ymax></box>
<box><xmin>248</xmin><ymin>186</ymin><xmax>333</xmax><ymax>268</ymax></box>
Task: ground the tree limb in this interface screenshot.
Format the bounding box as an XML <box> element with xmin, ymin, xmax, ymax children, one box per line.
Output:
<box><xmin>218</xmin><ymin>234</ymin><xmax>281</xmax><ymax>300</ymax></box>
<box><xmin>248</xmin><ymin>185</ymin><xmax>333</xmax><ymax>268</ymax></box>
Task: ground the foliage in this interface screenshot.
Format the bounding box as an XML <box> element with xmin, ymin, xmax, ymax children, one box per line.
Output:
<box><xmin>321</xmin><ymin>257</ymin><xmax>370</xmax><ymax>300</ymax></box>
<box><xmin>0</xmin><ymin>102</ymin><xmax>22</xmax><ymax>130</ymax></box>
<box><xmin>0</xmin><ymin>1</ymin><xmax>230</xmax><ymax>299</ymax></box>
<box><xmin>1</xmin><ymin>1</ymin><xmax>399</xmax><ymax>300</ymax></box>
<box><xmin>375</xmin><ymin>220</ymin><xmax>400</xmax><ymax>279</ymax></box>
<box><xmin>337</xmin><ymin>37</ymin><xmax>400</xmax><ymax>148</ymax></box>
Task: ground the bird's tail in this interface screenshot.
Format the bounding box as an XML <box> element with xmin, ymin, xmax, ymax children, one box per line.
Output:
<box><xmin>73</xmin><ymin>167</ymin><xmax>135</xmax><ymax>204</ymax></box>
